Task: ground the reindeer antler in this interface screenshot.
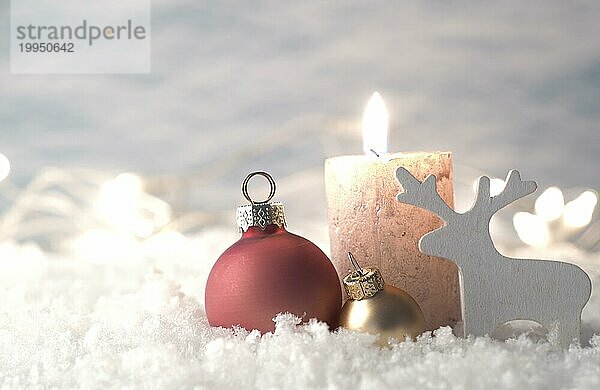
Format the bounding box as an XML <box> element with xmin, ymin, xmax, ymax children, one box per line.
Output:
<box><xmin>396</xmin><ymin>167</ymin><xmax>456</xmax><ymax>222</ymax></box>
<box><xmin>474</xmin><ymin>170</ymin><xmax>537</xmax><ymax>213</ymax></box>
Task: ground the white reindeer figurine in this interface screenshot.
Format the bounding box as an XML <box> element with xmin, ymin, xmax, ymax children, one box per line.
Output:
<box><xmin>396</xmin><ymin>167</ymin><xmax>591</xmax><ymax>347</ymax></box>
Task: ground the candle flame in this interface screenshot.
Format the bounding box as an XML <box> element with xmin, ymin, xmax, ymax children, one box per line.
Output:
<box><xmin>362</xmin><ymin>92</ymin><xmax>388</xmax><ymax>155</ymax></box>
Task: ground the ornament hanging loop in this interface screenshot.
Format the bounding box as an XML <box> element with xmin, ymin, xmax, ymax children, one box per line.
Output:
<box><xmin>242</xmin><ymin>171</ymin><xmax>277</xmax><ymax>205</ymax></box>
<box><xmin>347</xmin><ymin>252</ymin><xmax>365</xmax><ymax>275</ymax></box>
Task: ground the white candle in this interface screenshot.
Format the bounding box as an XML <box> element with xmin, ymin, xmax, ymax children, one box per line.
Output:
<box><xmin>324</xmin><ymin>93</ymin><xmax>460</xmax><ymax>330</ymax></box>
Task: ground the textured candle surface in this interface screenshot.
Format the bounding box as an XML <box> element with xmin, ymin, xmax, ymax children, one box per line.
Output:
<box><xmin>325</xmin><ymin>152</ymin><xmax>460</xmax><ymax>330</ymax></box>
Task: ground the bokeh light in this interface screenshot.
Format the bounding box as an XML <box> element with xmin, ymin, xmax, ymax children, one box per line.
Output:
<box><xmin>513</xmin><ymin>212</ymin><xmax>550</xmax><ymax>247</ymax></box>
<box><xmin>0</xmin><ymin>153</ymin><xmax>11</xmax><ymax>182</ymax></box>
<box><xmin>534</xmin><ymin>187</ymin><xmax>565</xmax><ymax>222</ymax></box>
<box><xmin>563</xmin><ymin>191</ymin><xmax>598</xmax><ymax>228</ymax></box>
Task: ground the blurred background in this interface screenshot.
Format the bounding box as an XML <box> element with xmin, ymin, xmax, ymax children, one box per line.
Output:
<box><xmin>0</xmin><ymin>0</ymin><xmax>599</xmax><ymax>253</ymax></box>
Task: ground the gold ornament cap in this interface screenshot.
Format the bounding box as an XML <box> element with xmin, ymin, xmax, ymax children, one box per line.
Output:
<box><xmin>343</xmin><ymin>253</ymin><xmax>385</xmax><ymax>300</ymax></box>
<box><xmin>236</xmin><ymin>171</ymin><xmax>287</xmax><ymax>232</ymax></box>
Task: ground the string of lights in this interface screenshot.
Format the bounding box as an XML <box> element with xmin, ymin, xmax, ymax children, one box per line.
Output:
<box><xmin>0</xmin><ymin>151</ymin><xmax>597</xmax><ymax>253</ymax></box>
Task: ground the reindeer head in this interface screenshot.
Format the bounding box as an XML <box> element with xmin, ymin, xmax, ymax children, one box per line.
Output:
<box><xmin>396</xmin><ymin>168</ymin><xmax>537</xmax><ymax>261</ymax></box>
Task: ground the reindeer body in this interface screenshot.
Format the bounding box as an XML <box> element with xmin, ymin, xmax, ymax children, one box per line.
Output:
<box><xmin>396</xmin><ymin>168</ymin><xmax>592</xmax><ymax>347</ymax></box>
<box><xmin>454</xmin><ymin>250</ymin><xmax>590</xmax><ymax>346</ymax></box>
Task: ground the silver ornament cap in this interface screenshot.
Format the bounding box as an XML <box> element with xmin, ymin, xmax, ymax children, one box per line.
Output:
<box><xmin>236</xmin><ymin>171</ymin><xmax>287</xmax><ymax>232</ymax></box>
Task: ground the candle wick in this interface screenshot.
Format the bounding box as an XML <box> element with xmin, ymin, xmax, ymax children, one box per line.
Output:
<box><xmin>369</xmin><ymin>149</ymin><xmax>380</xmax><ymax>158</ymax></box>
<box><xmin>347</xmin><ymin>252</ymin><xmax>364</xmax><ymax>275</ymax></box>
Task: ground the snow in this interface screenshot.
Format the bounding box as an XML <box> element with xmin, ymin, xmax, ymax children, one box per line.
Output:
<box><xmin>1</xmin><ymin>232</ymin><xmax>600</xmax><ymax>389</ymax></box>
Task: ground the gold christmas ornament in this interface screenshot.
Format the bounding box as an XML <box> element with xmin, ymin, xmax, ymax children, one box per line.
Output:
<box><xmin>339</xmin><ymin>253</ymin><xmax>426</xmax><ymax>346</ymax></box>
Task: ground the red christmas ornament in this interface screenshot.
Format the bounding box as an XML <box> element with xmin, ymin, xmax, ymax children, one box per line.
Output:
<box><xmin>205</xmin><ymin>171</ymin><xmax>341</xmax><ymax>333</ymax></box>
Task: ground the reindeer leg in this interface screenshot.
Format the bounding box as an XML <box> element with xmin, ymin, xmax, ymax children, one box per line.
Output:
<box><xmin>552</xmin><ymin>318</ymin><xmax>580</xmax><ymax>348</ymax></box>
<box><xmin>464</xmin><ymin>316</ymin><xmax>500</xmax><ymax>338</ymax></box>
<box><xmin>462</xmin><ymin>300</ymin><xmax>499</xmax><ymax>338</ymax></box>
<box><xmin>459</xmin><ymin>277</ymin><xmax>501</xmax><ymax>338</ymax></box>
